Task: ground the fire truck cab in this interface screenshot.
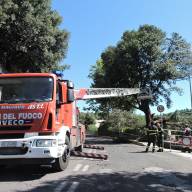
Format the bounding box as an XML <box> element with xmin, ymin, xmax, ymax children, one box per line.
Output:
<box><xmin>0</xmin><ymin>72</ymin><xmax>85</xmax><ymax>171</ymax></box>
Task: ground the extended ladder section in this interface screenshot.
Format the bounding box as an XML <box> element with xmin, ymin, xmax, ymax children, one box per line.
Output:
<box><xmin>74</xmin><ymin>88</ymin><xmax>141</xmax><ymax>100</ymax></box>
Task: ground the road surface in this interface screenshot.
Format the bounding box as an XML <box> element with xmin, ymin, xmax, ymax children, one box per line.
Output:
<box><xmin>0</xmin><ymin>135</ymin><xmax>192</xmax><ymax>192</ymax></box>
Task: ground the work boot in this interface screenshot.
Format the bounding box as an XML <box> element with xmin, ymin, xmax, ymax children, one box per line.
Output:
<box><xmin>157</xmin><ymin>148</ymin><xmax>163</xmax><ymax>152</ymax></box>
<box><xmin>152</xmin><ymin>148</ymin><xmax>155</xmax><ymax>153</ymax></box>
<box><xmin>145</xmin><ymin>147</ymin><xmax>149</xmax><ymax>152</ymax></box>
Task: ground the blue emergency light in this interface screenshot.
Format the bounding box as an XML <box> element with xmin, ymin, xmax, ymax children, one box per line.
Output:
<box><xmin>52</xmin><ymin>70</ymin><xmax>64</xmax><ymax>78</ymax></box>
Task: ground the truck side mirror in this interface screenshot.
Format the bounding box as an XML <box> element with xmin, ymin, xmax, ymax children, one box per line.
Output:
<box><xmin>67</xmin><ymin>89</ymin><xmax>74</xmax><ymax>102</ymax></box>
<box><xmin>67</xmin><ymin>81</ymin><xmax>74</xmax><ymax>89</ymax></box>
<box><xmin>61</xmin><ymin>80</ymin><xmax>75</xmax><ymax>103</ymax></box>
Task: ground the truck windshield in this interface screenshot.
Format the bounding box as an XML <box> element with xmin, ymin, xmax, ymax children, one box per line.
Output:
<box><xmin>0</xmin><ymin>77</ymin><xmax>54</xmax><ymax>103</ymax></box>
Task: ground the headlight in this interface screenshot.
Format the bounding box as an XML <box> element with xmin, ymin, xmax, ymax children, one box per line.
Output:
<box><xmin>33</xmin><ymin>139</ymin><xmax>57</xmax><ymax>147</ymax></box>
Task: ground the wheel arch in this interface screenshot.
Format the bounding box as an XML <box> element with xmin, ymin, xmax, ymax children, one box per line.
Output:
<box><xmin>57</xmin><ymin>126</ymin><xmax>70</xmax><ymax>141</ymax></box>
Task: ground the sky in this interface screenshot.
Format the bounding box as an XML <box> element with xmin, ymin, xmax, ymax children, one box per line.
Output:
<box><xmin>52</xmin><ymin>0</ymin><xmax>192</xmax><ymax>115</ymax></box>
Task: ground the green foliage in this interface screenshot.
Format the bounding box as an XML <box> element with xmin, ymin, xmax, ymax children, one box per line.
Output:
<box><xmin>0</xmin><ymin>0</ymin><xmax>69</xmax><ymax>72</ymax></box>
<box><xmin>89</xmin><ymin>25</ymin><xmax>192</xmax><ymax>125</ymax></box>
<box><xmin>98</xmin><ymin>121</ymin><xmax>111</xmax><ymax>136</ymax></box>
<box><xmin>166</xmin><ymin>109</ymin><xmax>192</xmax><ymax>127</ymax></box>
<box><xmin>79</xmin><ymin>112</ymin><xmax>96</xmax><ymax>129</ymax></box>
<box><xmin>169</xmin><ymin>110</ymin><xmax>180</xmax><ymax>121</ymax></box>
<box><xmin>87</xmin><ymin>124</ymin><xmax>97</xmax><ymax>135</ymax></box>
<box><xmin>98</xmin><ymin>109</ymin><xmax>145</xmax><ymax>136</ymax></box>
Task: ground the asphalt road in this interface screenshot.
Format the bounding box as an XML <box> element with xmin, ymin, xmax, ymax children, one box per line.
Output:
<box><xmin>1</xmin><ymin>135</ymin><xmax>192</xmax><ymax>192</ymax></box>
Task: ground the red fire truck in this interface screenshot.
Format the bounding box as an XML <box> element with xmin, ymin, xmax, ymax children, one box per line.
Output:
<box><xmin>0</xmin><ymin>72</ymin><xmax>142</xmax><ymax>171</ymax></box>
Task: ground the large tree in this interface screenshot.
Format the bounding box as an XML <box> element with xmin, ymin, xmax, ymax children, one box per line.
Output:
<box><xmin>89</xmin><ymin>25</ymin><xmax>192</xmax><ymax>127</ymax></box>
<box><xmin>0</xmin><ymin>0</ymin><xmax>69</xmax><ymax>72</ymax></box>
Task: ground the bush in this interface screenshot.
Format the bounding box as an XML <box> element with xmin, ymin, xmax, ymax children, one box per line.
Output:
<box><xmin>98</xmin><ymin>121</ymin><xmax>112</xmax><ymax>136</ymax></box>
<box><xmin>88</xmin><ymin>124</ymin><xmax>98</xmax><ymax>135</ymax></box>
<box><xmin>98</xmin><ymin>109</ymin><xmax>145</xmax><ymax>137</ymax></box>
<box><xmin>80</xmin><ymin>112</ymin><xmax>96</xmax><ymax>129</ymax></box>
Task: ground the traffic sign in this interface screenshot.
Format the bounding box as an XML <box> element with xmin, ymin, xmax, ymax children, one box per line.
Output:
<box><xmin>157</xmin><ymin>105</ymin><xmax>164</xmax><ymax>112</ymax></box>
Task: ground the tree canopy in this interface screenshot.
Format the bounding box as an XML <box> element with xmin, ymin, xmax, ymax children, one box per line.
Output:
<box><xmin>0</xmin><ymin>0</ymin><xmax>69</xmax><ymax>72</ymax></box>
<box><xmin>89</xmin><ymin>25</ymin><xmax>192</xmax><ymax>126</ymax></box>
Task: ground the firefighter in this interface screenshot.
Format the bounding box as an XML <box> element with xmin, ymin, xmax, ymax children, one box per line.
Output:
<box><xmin>184</xmin><ymin>126</ymin><xmax>191</xmax><ymax>136</ymax></box>
<box><xmin>145</xmin><ymin>121</ymin><xmax>158</xmax><ymax>152</ymax></box>
<box><xmin>157</xmin><ymin>122</ymin><xmax>164</xmax><ymax>152</ymax></box>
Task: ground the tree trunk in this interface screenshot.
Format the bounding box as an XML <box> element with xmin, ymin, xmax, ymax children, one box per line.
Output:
<box><xmin>140</xmin><ymin>100</ymin><xmax>152</xmax><ymax>128</ymax></box>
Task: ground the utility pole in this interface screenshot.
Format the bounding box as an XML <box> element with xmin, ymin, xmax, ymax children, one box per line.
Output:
<box><xmin>189</xmin><ymin>75</ymin><xmax>192</xmax><ymax>110</ymax></box>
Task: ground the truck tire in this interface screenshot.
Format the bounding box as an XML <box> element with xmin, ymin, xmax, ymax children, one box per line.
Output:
<box><xmin>52</xmin><ymin>136</ymin><xmax>70</xmax><ymax>172</ymax></box>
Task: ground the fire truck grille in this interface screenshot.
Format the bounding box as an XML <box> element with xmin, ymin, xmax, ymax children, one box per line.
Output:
<box><xmin>0</xmin><ymin>134</ymin><xmax>25</xmax><ymax>139</ymax></box>
<box><xmin>0</xmin><ymin>126</ymin><xmax>31</xmax><ymax>131</ymax></box>
<box><xmin>0</xmin><ymin>147</ymin><xmax>28</xmax><ymax>155</ymax></box>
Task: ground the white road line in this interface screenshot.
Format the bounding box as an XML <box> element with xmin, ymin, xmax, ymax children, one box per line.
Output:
<box><xmin>73</xmin><ymin>163</ymin><xmax>83</xmax><ymax>172</ymax></box>
<box><xmin>55</xmin><ymin>181</ymin><xmax>67</xmax><ymax>192</ymax></box>
<box><xmin>67</xmin><ymin>182</ymin><xmax>79</xmax><ymax>192</ymax></box>
<box><xmin>82</xmin><ymin>165</ymin><xmax>89</xmax><ymax>172</ymax></box>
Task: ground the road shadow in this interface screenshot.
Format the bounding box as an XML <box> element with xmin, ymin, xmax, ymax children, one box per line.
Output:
<box><xmin>129</xmin><ymin>151</ymin><xmax>148</xmax><ymax>153</ymax></box>
<box><xmin>18</xmin><ymin>171</ymin><xmax>192</xmax><ymax>192</ymax></box>
<box><xmin>85</xmin><ymin>135</ymin><xmax>114</xmax><ymax>145</ymax></box>
<box><xmin>0</xmin><ymin>165</ymin><xmax>52</xmax><ymax>182</ymax></box>
<box><xmin>85</xmin><ymin>135</ymin><xmax>146</xmax><ymax>147</ymax></box>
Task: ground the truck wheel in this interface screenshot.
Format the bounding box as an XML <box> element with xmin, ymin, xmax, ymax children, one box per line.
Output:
<box><xmin>53</xmin><ymin>136</ymin><xmax>70</xmax><ymax>172</ymax></box>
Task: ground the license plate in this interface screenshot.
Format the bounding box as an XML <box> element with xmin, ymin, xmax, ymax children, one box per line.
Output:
<box><xmin>1</xmin><ymin>141</ymin><xmax>17</xmax><ymax>147</ymax></box>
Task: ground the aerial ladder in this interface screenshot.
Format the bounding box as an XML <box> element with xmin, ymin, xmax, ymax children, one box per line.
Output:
<box><xmin>74</xmin><ymin>87</ymin><xmax>152</xmax><ymax>100</ymax></box>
